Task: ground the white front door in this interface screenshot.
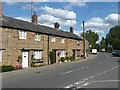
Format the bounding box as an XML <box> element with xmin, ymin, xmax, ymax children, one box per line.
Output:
<box><xmin>22</xmin><ymin>51</ymin><xmax>29</xmax><ymax>68</ymax></box>
<box><xmin>0</xmin><ymin>50</ymin><xmax>2</xmax><ymax>62</ymax></box>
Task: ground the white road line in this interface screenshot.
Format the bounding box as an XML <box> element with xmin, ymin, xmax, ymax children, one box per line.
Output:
<box><xmin>89</xmin><ymin>75</ymin><xmax>96</xmax><ymax>79</ymax></box>
<box><xmin>61</xmin><ymin>66</ymin><xmax>89</xmax><ymax>75</ymax></box>
<box><xmin>64</xmin><ymin>66</ymin><xmax>119</xmax><ymax>88</ymax></box>
<box><xmin>92</xmin><ymin>80</ymin><xmax>120</xmax><ymax>83</ymax></box>
<box><xmin>61</xmin><ymin>70</ymin><xmax>73</xmax><ymax>75</ymax></box>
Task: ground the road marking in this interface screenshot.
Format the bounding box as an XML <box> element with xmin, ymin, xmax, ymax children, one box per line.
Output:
<box><xmin>94</xmin><ymin>61</ymin><xmax>103</xmax><ymax>65</ymax></box>
<box><xmin>92</xmin><ymin>80</ymin><xmax>120</xmax><ymax>83</ymax></box>
<box><xmin>61</xmin><ymin>66</ymin><xmax>89</xmax><ymax>75</ymax></box>
<box><xmin>64</xmin><ymin>65</ymin><xmax>119</xmax><ymax>88</ymax></box>
<box><xmin>89</xmin><ymin>75</ymin><xmax>96</xmax><ymax>79</ymax></box>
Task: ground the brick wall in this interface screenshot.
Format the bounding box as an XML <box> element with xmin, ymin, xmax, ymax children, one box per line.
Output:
<box><xmin>0</xmin><ymin>27</ymin><xmax>84</xmax><ymax>66</ymax></box>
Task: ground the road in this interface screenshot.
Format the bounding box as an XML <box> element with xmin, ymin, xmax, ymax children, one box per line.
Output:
<box><xmin>2</xmin><ymin>52</ymin><xmax>120</xmax><ymax>89</ymax></box>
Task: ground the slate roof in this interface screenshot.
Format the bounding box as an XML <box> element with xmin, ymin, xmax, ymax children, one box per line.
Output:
<box><xmin>0</xmin><ymin>16</ymin><xmax>82</xmax><ymax>40</ymax></box>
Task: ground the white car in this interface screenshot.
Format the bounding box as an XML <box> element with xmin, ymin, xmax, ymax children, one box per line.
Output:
<box><xmin>92</xmin><ymin>49</ymin><xmax>97</xmax><ymax>54</ymax></box>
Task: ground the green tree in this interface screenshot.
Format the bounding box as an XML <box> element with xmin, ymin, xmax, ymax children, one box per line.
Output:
<box><xmin>105</xmin><ymin>25</ymin><xmax>120</xmax><ymax>50</ymax></box>
<box><xmin>82</xmin><ymin>30</ymin><xmax>99</xmax><ymax>50</ymax></box>
<box><xmin>99</xmin><ymin>37</ymin><xmax>106</xmax><ymax>51</ymax></box>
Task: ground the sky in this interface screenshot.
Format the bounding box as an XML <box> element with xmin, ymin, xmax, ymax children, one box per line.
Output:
<box><xmin>2</xmin><ymin>1</ymin><xmax>119</xmax><ymax>43</ymax></box>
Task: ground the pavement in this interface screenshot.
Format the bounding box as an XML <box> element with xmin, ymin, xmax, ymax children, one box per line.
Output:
<box><xmin>1</xmin><ymin>52</ymin><xmax>120</xmax><ymax>89</ymax></box>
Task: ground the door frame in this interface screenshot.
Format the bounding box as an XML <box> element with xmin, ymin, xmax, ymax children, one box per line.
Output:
<box><xmin>22</xmin><ymin>51</ymin><xmax>29</xmax><ymax>68</ymax></box>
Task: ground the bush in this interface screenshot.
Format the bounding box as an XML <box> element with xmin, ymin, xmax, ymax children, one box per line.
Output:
<box><xmin>1</xmin><ymin>65</ymin><xmax>15</xmax><ymax>72</ymax></box>
<box><xmin>65</xmin><ymin>57</ymin><xmax>69</xmax><ymax>60</ymax></box>
<box><xmin>49</xmin><ymin>51</ymin><xmax>56</xmax><ymax>64</ymax></box>
<box><xmin>61</xmin><ymin>57</ymin><xmax>65</xmax><ymax>62</ymax></box>
<box><xmin>69</xmin><ymin>56</ymin><xmax>75</xmax><ymax>61</ymax></box>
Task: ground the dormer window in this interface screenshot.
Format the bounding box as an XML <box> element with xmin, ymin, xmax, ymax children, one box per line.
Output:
<box><xmin>35</xmin><ymin>33</ymin><xmax>41</xmax><ymax>41</ymax></box>
<box><xmin>19</xmin><ymin>30</ymin><xmax>26</xmax><ymax>39</ymax></box>
<box><xmin>51</xmin><ymin>36</ymin><xmax>56</xmax><ymax>42</ymax></box>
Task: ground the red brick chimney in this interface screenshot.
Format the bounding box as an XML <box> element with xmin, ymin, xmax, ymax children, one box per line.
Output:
<box><xmin>32</xmin><ymin>12</ymin><xmax>38</xmax><ymax>24</ymax></box>
<box><xmin>0</xmin><ymin>1</ymin><xmax>2</xmax><ymax>18</ymax></box>
<box><xmin>70</xmin><ymin>27</ymin><xmax>74</xmax><ymax>33</ymax></box>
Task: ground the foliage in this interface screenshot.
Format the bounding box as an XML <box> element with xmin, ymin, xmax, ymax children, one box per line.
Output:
<box><xmin>81</xmin><ymin>30</ymin><xmax>99</xmax><ymax>50</ymax></box>
<box><xmin>61</xmin><ymin>57</ymin><xmax>65</xmax><ymax>62</ymax></box>
<box><xmin>49</xmin><ymin>51</ymin><xmax>56</xmax><ymax>64</ymax></box>
<box><xmin>1</xmin><ymin>65</ymin><xmax>15</xmax><ymax>72</ymax></box>
<box><xmin>99</xmin><ymin>37</ymin><xmax>106</xmax><ymax>51</ymax></box>
<box><xmin>105</xmin><ymin>25</ymin><xmax>120</xmax><ymax>50</ymax></box>
<box><xmin>69</xmin><ymin>56</ymin><xmax>75</xmax><ymax>61</ymax></box>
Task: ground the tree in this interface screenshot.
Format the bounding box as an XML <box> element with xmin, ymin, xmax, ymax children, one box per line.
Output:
<box><xmin>81</xmin><ymin>30</ymin><xmax>99</xmax><ymax>50</ymax></box>
<box><xmin>105</xmin><ymin>25</ymin><xmax>120</xmax><ymax>50</ymax></box>
<box><xmin>99</xmin><ymin>37</ymin><xmax>106</xmax><ymax>51</ymax></box>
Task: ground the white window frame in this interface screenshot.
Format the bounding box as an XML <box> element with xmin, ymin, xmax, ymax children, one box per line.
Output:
<box><xmin>51</xmin><ymin>36</ymin><xmax>56</xmax><ymax>42</ymax></box>
<box><xmin>61</xmin><ymin>37</ymin><xmax>64</xmax><ymax>43</ymax></box>
<box><xmin>35</xmin><ymin>33</ymin><xmax>41</xmax><ymax>41</ymax></box>
<box><xmin>19</xmin><ymin>30</ymin><xmax>26</xmax><ymax>39</ymax></box>
<box><xmin>34</xmin><ymin>51</ymin><xmax>42</xmax><ymax>59</ymax></box>
<box><xmin>60</xmin><ymin>50</ymin><xmax>65</xmax><ymax>57</ymax></box>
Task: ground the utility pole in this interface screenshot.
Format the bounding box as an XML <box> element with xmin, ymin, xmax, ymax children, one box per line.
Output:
<box><xmin>30</xmin><ymin>2</ymin><xmax>33</xmax><ymax>21</ymax></box>
<box><xmin>83</xmin><ymin>21</ymin><xmax>86</xmax><ymax>59</ymax></box>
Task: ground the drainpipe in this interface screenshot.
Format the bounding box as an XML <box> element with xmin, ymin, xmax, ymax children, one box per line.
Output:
<box><xmin>47</xmin><ymin>35</ymin><xmax>50</xmax><ymax>65</ymax></box>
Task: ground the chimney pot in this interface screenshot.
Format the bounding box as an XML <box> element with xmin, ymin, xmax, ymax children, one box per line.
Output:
<box><xmin>70</xmin><ymin>27</ymin><xmax>74</xmax><ymax>33</ymax></box>
<box><xmin>32</xmin><ymin>12</ymin><xmax>38</xmax><ymax>24</ymax></box>
<box><xmin>54</xmin><ymin>22</ymin><xmax>60</xmax><ymax>29</ymax></box>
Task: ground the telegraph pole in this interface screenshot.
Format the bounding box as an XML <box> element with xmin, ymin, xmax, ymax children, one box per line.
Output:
<box><xmin>83</xmin><ymin>21</ymin><xmax>86</xmax><ymax>59</ymax></box>
<box><xmin>30</xmin><ymin>2</ymin><xmax>33</xmax><ymax>21</ymax></box>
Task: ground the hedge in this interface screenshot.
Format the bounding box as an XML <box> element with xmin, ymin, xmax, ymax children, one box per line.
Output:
<box><xmin>1</xmin><ymin>65</ymin><xmax>15</xmax><ymax>72</ymax></box>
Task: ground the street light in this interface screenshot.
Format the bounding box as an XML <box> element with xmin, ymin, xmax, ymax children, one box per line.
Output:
<box><xmin>83</xmin><ymin>21</ymin><xmax>86</xmax><ymax>59</ymax></box>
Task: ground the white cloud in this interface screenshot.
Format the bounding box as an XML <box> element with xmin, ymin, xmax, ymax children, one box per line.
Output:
<box><xmin>5</xmin><ymin>2</ymin><xmax>16</xmax><ymax>5</ymax></box>
<box><xmin>81</xmin><ymin>13</ymin><xmax>119</xmax><ymax>42</ymax></box>
<box><xmin>65</xmin><ymin>2</ymin><xmax>86</xmax><ymax>10</ymax></box>
<box><xmin>40</xmin><ymin>6</ymin><xmax>76</xmax><ymax>20</ymax></box>
<box><xmin>15</xmin><ymin>17</ymin><xmax>31</xmax><ymax>22</ymax></box>
<box><xmin>38</xmin><ymin>14</ymin><xmax>77</xmax><ymax>27</ymax></box>
<box><xmin>105</xmin><ymin>13</ymin><xmax>119</xmax><ymax>25</ymax></box>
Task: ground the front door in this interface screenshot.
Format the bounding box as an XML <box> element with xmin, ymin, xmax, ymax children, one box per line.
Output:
<box><xmin>22</xmin><ymin>51</ymin><xmax>28</xmax><ymax>68</ymax></box>
<box><xmin>0</xmin><ymin>50</ymin><xmax>2</xmax><ymax>62</ymax></box>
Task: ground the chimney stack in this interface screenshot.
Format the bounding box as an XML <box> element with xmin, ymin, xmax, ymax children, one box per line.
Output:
<box><xmin>70</xmin><ymin>27</ymin><xmax>74</xmax><ymax>33</ymax></box>
<box><xmin>0</xmin><ymin>1</ymin><xmax>2</xmax><ymax>18</ymax></box>
<box><xmin>32</xmin><ymin>12</ymin><xmax>38</xmax><ymax>24</ymax></box>
<box><xmin>54</xmin><ymin>22</ymin><xmax>60</xmax><ymax>29</ymax></box>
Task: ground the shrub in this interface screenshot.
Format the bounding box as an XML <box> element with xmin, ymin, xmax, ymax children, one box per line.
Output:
<box><xmin>1</xmin><ymin>65</ymin><xmax>15</xmax><ymax>72</ymax></box>
<box><xmin>65</xmin><ymin>57</ymin><xmax>69</xmax><ymax>60</ymax></box>
<box><xmin>69</xmin><ymin>56</ymin><xmax>75</xmax><ymax>61</ymax></box>
<box><xmin>49</xmin><ymin>51</ymin><xmax>56</xmax><ymax>64</ymax></box>
<box><xmin>61</xmin><ymin>57</ymin><xmax>65</xmax><ymax>62</ymax></box>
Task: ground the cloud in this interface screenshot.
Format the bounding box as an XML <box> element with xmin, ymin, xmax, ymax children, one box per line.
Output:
<box><xmin>80</xmin><ymin>13</ymin><xmax>119</xmax><ymax>42</ymax></box>
<box><xmin>5</xmin><ymin>2</ymin><xmax>16</xmax><ymax>5</ymax></box>
<box><xmin>83</xmin><ymin>13</ymin><xmax>119</xmax><ymax>34</ymax></box>
<box><xmin>40</xmin><ymin>6</ymin><xmax>76</xmax><ymax>20</ymax></box>
<box><xmin>38</xmin><ymin>14</ymin><xmax>77</xmax><ymax>27</ymax></box>
<box><xmin>15</xmin><ymin>17</ymin><xmax>31</xmax><ymax>22</ymax></box>
<box><xmin>65</xmin><ymin>2</ymin><xmax>87</xmax><ymax>10</ymax></box>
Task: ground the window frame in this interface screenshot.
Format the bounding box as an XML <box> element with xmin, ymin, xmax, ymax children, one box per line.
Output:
<box><xmin>51</xmin><ymin>36</ymin><xmax>56</xmax><ymax>42</ymax></box>
<box><xmin>61</xmin><ymin>37</ymin><xmax>64</xmax><ymax>43</ymax></box>
<box><xmin>35</xmin><ymin>33</ymin><xmax>41</xmax><ymax>41</ymax></box>
<box><xmin>19</xmin><ymin>30</ymin><xmax>26</xmax><ymax>39</ymax></box>
<box><xmin>34</xmin><ymin>51</ymin><xmax>42</xmax><ymax>59</ymax></box>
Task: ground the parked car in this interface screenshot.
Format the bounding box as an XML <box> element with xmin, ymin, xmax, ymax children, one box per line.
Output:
<box><xmin>112</xmin><ymin>50</ymin><xmax>120</xmax><ymax>56</ymax></box>
<box><xmin>91</xmin><ymin>49</ymin><xmax>97</xmax><ymax>54</ymax></box>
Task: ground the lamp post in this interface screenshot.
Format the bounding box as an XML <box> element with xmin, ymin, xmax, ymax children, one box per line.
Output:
<box><xmin>83</xmin><ymin>21</ymin><xmax>86</xmax><ymax>59</ymax></box>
